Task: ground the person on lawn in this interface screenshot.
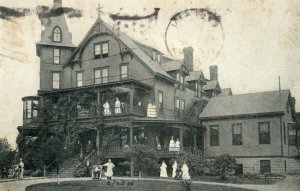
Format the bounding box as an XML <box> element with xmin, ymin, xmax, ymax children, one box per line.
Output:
<box><xmin>103</xmin><ymin>159</ymin><xmax>115</xmax><ymax>180</ymax></box>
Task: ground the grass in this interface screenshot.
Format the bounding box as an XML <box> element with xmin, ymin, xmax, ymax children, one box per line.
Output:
<box><xmin>25</xmin><ymin>180</ymin><xmax>255</xmax><ymax>191</ymax></box>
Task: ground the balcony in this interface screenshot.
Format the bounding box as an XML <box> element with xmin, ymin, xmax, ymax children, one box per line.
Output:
<box><xmin>77</xmin><ymin>105</ymin><xmax>146</xmax><ymax>119</ymax></box>
<box><xmin>100</xmin><ymin>146</ymin><xmax>202</xmax><ymax>158</ymax></box>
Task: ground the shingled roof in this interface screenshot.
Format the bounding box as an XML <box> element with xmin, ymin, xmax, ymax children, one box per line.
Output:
<box><xmin>186</xmin><ymin>70</ymin><xmax>204</xmax><ymax>82</ymax></box>
<box><xmin>161</xmin><ymin>61</ymin><xmax>183</xmax><ymax>72</ymax></box>
<box><xmin>199</xmin><ymin>90</ymin><xmax>291</xmax><ymax>120</ymax></box>
<box><xmin>64</xmin><ymin>18</ymin><xmax>173</xmax><ymax>80</ymax></box>
<box><xmin>203</xmin><ymin>80</ymin><xmax>219</xmax><ymax>90</ymax></box>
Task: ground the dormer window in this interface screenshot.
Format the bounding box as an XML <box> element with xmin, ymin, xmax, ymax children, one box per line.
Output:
<box><xmin>176</xmin><ymin>72</ymin><xmax>185</xmax><ymax>90</ymax></box>
<box><xmin>53</xmin><ymin>27</ymin><xmax>61</xmax><ymax>42</ymax></box>
<box><xmin>157</xmin><ymin>54</ymin><xmax>161</xmax><ymax>63</ymax></box>
<box><xmin>152</xmin><ymin>51</ymin><xmax>156</xmax><ymax>60</ymax></box>
<box><xmin>95</xmin><ymin>42</ymin><xmax>109</xmax><ymax>59</ymax></box>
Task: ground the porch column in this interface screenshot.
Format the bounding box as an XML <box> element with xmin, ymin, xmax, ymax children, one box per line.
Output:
<box><xmin>96</xmin><ymin>130</ymin><xmax>100</xmax><ymax>156</ymax></box>
<box><xmin>129</xmin><ymin>88</ymin><xmax>134</xmax><ymax>113</ymax></box>
<box><xmin>193</xmin><ymin>129</ymin><xmax>197</xmax><ymax>149</ymax></box>
<box><xmin>180</xmin><ymin>128</ymin><xmax>183</xmax><ymax>151</ymax></box>
<box><xmin>96</xmin><ymin>92</ymin><xmax>101</xmax><ymax>156</ymax></box>
<box><xmin>129</xmin><ymin>125</ymin><xmax>134</xmax><ymax>177</ymax></box>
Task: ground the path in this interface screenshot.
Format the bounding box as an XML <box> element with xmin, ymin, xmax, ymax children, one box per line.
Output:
<box><xmin>0</xmin><ymin>175</ymin><xmax>299</xmax><ymax>191</ymax></box>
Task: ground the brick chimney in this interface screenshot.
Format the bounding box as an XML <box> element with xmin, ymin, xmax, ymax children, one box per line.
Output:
<box><xmin>209</xmin><ymin>65</ymin><xmax>218</xmax><ymax>81</ymax></box>
<box><xmin>183</xmin><ymin>47</ymin><xmax>194</xmax><ymax>72</ymax></box>
<box><xmin>53</xmin><ymin>0</ymin><xmax>62</xmax><ymax>9</ymax></box>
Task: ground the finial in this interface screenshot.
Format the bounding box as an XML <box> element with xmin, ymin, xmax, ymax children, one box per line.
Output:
<box><xmin>96</xmin><ymin>1</ymin><xmax>103</xmax><ymax>19</ymax></box>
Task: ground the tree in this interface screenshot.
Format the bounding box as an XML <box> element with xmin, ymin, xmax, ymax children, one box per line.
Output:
<box><xmin>0</xmin><ymin>137</ymin><xmax>16</xmax><ymax>169</ymax></box>
<box><xmin>212</xmin><ymin>154</ymin><xmax>236</xmax><ymax>181</ymax></box>
<box><xmin>124</xmin><ymin>144</ymin><xmax>159</xmax><ymax>178</ymax></box>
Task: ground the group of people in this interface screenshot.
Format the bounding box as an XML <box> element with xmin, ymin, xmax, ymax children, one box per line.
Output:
<box><xmin>160</xmin><ymin>160</ymin><xmax>190</xmax><ymax>180</ymax></box>
<box><xmin>169</xmin><ymin>136</ymin><xmax>180</xmax><ymax>152</ymax></box>
<box><xmin>103</xmin><ymin>97</ymin><xmax>126</xmax><ymax>115</ymax></box>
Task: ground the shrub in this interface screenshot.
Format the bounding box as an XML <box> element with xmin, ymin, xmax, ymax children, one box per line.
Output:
<box><xmin>173</xmin><ymin>152</ymin><xmax>208</xmax><ymax>177</ymax></box>
<box><xmin>23</xmin><ymin>170</ymin><xmax>34</xmax><ymax>176</ymax></box>
<box><xmin>31</xmin><ymin>169</ymin><xmax>43</xmax><ymax>177</ymax></box>
<box><xmin>212</xmin><ymin>154</ymin><xmax>236</xmax><ymax>181</ymax></box>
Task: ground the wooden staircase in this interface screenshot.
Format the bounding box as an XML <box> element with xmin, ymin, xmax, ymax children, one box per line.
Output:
<box><xmin>47</xmin><ymin>157</ymin><xmax>81</xmax><ymax>178</ymax></box>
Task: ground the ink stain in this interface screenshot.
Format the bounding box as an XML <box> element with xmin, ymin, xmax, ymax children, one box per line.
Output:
<box><xmin>0</xmin><ymin>6</ymin><xmax>30</xmax><ymax>21</ymax></box>
<box><xmin>110</xmin><ymin>8</ymin><xmax>160</xmax><ymax>21</ymax></box>
<box><xmin>36</xmin><ymin>6</ymin><xmax>82</xmax><ymax>21</ymax></box>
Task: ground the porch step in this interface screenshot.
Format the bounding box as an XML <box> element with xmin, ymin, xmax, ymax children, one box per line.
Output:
<box><xmin>47</xmin><ymin>157</ymin><xmax>81</xmax><ymax>178</ymax></box>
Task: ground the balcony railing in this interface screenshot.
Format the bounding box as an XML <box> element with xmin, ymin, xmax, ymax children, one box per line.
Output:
<box><xmin>77</xmin><ymin>105</ymin><xmax>146</xmax><ymax>119</ymax></box>
<box><xmin>147</xmin><ymin>107</ymin><xmax>185</xmax><ymax>120</ymax></box>
<box><xmin>101</xmin><ymin>146</ymin><xmax>202</xmax><ymax>157</ymax></box>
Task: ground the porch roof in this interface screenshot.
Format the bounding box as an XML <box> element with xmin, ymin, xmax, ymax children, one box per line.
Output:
<box><xmin>132</xmin><ymin>117</ymin><xmax>203</xmax><ymax>128</ymax></box>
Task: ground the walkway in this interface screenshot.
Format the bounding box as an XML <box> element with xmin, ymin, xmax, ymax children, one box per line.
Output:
<box><xmin>0</xmin><ymin>175</ymin><xmax>299</xmax><ymax>191</ymax></box>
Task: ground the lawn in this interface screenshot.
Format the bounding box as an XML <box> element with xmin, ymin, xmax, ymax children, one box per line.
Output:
<box><xmin>25</xmin><ymin>180</ymin><xmax>255</xmax><ymax>191</ymax></box>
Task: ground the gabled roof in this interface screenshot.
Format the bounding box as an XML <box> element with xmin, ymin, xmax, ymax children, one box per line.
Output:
<box><xmin>203</xmin><ymin>80</ymin><xmax>219</xmax><ymax>90</ymax></box>
<box><xmin>186</xmin><ymin>70</ymin><xmax>204</xmax><ymax>82</ymax></box>
<box><xmin>199</xmin><ymin>90</ymin><xmax>291</xmax><ymax>120</ymax></box>
<box><xmin>218</xmin><ymin>88</ymin><xmax>233</xmax><ymax>97</ymax></box>
<box><xmin>64</xmin><ymin>18</ymin><xmax>173</xmax><ymax>80</ymax></box>
<box><xmin>161</xmin><ymin>60</ymin><xmax>183</xmax><ymax>72</ymax></box>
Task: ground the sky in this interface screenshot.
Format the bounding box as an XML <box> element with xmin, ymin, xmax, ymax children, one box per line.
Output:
<box><xmin>0</xmin><ymin>0</ymin><xmax>300</xmax><ymax>148</ymax></box>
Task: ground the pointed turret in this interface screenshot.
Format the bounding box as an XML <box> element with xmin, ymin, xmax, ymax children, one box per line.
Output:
<box><xmin>37</xmin><ymin>0</ymin><xmax>76</xmax><ymax>91</ymax></box>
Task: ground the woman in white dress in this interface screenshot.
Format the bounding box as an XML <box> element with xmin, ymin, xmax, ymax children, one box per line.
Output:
<box><xmin>169</xmin><ymin>136</ymin><xmax>175</xmax><ymax>151</ymax></box>
<box><xmin>103</xmin><ymin>101</ymin><xmax>111</xmax><ymax>115</ymax></box>
<box><xmin>172</xmin><ymin>160</ymin><xmax>178</xmax><ymax>178</ymax></box>
<box><xmin>175</xmin><ymin>138</ymin><xmax>180</xmax><ymax>152</ymax></box>
<box><xmin>19</xmin><ymin>159</ymin><xmax>24</xmax><ymax>179</ymax></box>
<box><xmin>160</xmin><ymin>161</ymin><xmax>168</xmax><ymax>178</ymax></box>
<box><xmin>181</xmin><ymin>161</ymin><xmax>191</xmax><ymax>180</ymax></box>
<box><xmin>115</xmin><ymin>97</ymin><xmax>121</xmax><ymax>114</ymax></box>
<box><xmin>103</xmin><ymin>159</ymin><xmax>115</xmax><ymax>180</ymax></box>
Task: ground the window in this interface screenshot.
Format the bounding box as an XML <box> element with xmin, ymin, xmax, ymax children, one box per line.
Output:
<box><xmin>26</xmin><ymin>100</ymin><xmax>31</xmax><ymax>119</ymax></box>
<box><xmin>152</xmin><ymin>51</ymin><xmax>156</xmax><ymax>60</ymax></box>
<box><xmin>289</xmin><ymin>124</ymin><xmax>296</xmax><ymax>146</ymax></box>
<box><xmin>53</xmin><ymin>49</ymin><xmax>60</xmax><ymax>64</ymax></box>
<box><xmin>260</xmin><ymin>160</ymin><xmax>271</xmax><ymax>174</ymax></box>
<box><xmin>94</xmin><ymin>68</ymin><xmax>108</xmax><ymax>84</ymax></box>
<box><xmin>94</xmin><ymin>42</ymin><xmax>109</xmax><ymax>59</ymax></box>
<box><xmin>24</xmin><ymin>100</ymin><xmax>39</xmax><ymax>119</ymax></box>
<box><xmin>76</xmin><ymin>72</ymin><xmax>83</xmax><ymax>87</ymax></box>
<box><xmin>283</xmin><ymin>123</ymin><xmax>286</xmax><ymax>145</ymax></box>
<box><xmin>297</xmin><ymin>130</ymin><xmax>300</xmax><ymax>146</ymax></box>
<box><xmin>286</xmin><ymin>103</ymin><xmax>290</xmax><ymax>114</ymax></box>
<box><xmin>176</xmin><ymin>72</ymin><xmax>185</xmax><ymax>90</ymax></box>
<box><xmin>121</xmin><ymin>64</ymin><xmax>128</xmax><ymax>79</ymax></box>
<box><xmin>53</xmin><ymin>27</ymin><xmax>61</xmax><ymax>42</ymax></box>
<box><xmin>181</xmin><ymin>99</ymin><xmax>185</xmax><ymax>111</ymax></box>
<box><xmin>52</xmin><ymin>72</ymin><xmax>60</xmax><ymax>89</ymax></box>
<box><xmin>32</xmin><ymin>100</ymin><xmax>38</xmax><ymax>118</ymax></box>
<box><xmin>210</xmin><ymin>125</ymin><xmax>219</xmax><ymax>146</ymax></box>
<box><xmin>158</xmin><ymin>91</ymin><xmax>163</xmax><ymax>112</ymax></box>
<box><xmin>259</xmin><ymin>122</ymin><xmax>270</xmax><ymax>144</ymax></box>
<box><xmin>232</xmin><ymin>123</ymin><xmax>243</xmax><ymax>145</ymax></box>
<box><xmin>157</xmin><ymin>54</ymin><xmax>161</xmax><ymax>63</ymax></box>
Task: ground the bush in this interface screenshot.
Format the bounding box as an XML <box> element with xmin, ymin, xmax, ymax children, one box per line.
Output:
<box><xmin>31</xmin><ymin>169</ymin><xmax>43</xmax><ymax>177</ymax></box>
<box><xmin>23</xmin><ymin>170</ymin><xmax>34</xmax><ymax>176</ymax></box>
<box><xmin>212</xmin><ymin>154</ymin><xmax>236</xmax><ymax>181</ymax></box>
<box><xmin>74</xmin><ymin>168</ymin><xmax>85</xmax><ymax>177</ymax></box>
<box><xmin>173</xmin><ymin>152</ymin><xmax>208</xmax><ymax>177</ymax></box>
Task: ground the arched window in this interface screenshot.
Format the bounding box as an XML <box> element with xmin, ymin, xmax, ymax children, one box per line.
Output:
<box><xmin>53</xmin><ymin>27</ymin><xmax>61</xmax><ymax>42</ymax></box>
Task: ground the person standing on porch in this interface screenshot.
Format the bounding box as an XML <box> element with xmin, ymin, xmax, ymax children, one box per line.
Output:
<box><xmin>169</xmin><ymin>136</ymin><xmax>175</xmax><ymax>151</ymax></box>
<box><xmin>160</xmin><ymin>161</ymin><xmax>168</xmax><ymax>178</ymax></box>
<box><xmin>172</xmin><ymin>160</ymin><xmax>178</xmax><ymax>178</ymax></box>
<box><xmin>175</xmin><ymin>138</ymin><xmax>180</xmax><ymax>152</ymax></box>
<box><xmin>103</xmin><ymin>159</ymin><xmax>115</xmax><ymax>180</ymax></box>
<box><xmin>115</xmin><ymin>97</ymin><xmax>121</xmax><ymax>114</ymax></box>
<box><xmin>103</xmin><ymin>101</ymin><xmax>111</xmax><ymax>115</ymax></box>
<box><xmin>181</xmin><ymin>161</ymin><xmax>191</xmax><ymax>180</ymax></box>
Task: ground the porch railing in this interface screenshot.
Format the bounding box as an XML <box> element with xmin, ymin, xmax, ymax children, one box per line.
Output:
<box><xmin>75</xmin><ymin>150</ymin><xmax>96</xmax><ymax>175</ymax></box>
<box><xmin>101</xmin><ymin>146</ymin><xmax>202</xmax><ymax>157</ymax></box>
